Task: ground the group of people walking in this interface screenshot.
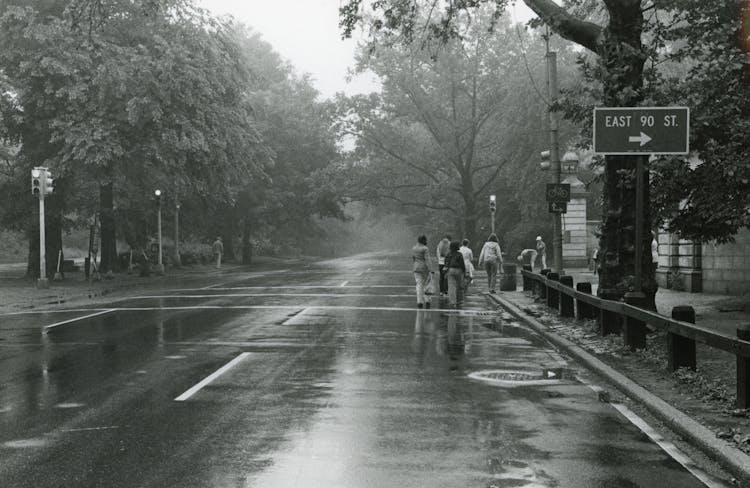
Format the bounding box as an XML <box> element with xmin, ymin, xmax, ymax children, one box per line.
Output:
<box><xmin>411</xmin><ymin>233</ymin><xmax>505</xmax><ymax>309</ymax></box>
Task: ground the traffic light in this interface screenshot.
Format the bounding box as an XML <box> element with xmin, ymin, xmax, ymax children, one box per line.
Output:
<box><xmin>154</xmin><ymin>189</ymin><xmax>162</xmax><ymax>206</ymax></box>
<box><xmin>42</xmin><ymin>169</ymin><xmax>53</xmax><ymax>195</ymax></box>
<box><xmin>489</xmin><ymin>194</ymin><xmax>496</xmax><ymax>213</ymax></box>
<box><xmin>540</xmin><ymin>150</ymin><xmax>551</xmax><ymax>171</ymax></box>
<box><xmin>31</xmin><ymin>168</ymin><xmax>42</xmax><ymax>197</ymax></box>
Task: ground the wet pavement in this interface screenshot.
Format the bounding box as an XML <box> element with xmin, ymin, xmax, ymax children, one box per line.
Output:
<box><xmin>0</xmin><ymin>253</ymin><xmax>726</xmax><ymax>487</ymax></box>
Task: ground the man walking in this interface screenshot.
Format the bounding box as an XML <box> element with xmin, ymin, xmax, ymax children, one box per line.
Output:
<box><xmin>536</xmin><ymin>236</ymin><xmax>547</xmax><ymax>270</ymax></box>
<box><xmin>213</xmin><ymin>236</ymin><xmax>224</xmax><ymax>269</ymax></box>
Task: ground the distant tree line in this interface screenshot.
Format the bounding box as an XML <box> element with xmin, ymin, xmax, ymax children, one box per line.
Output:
<box><xmin>0</xmin><ymin>0</ymin><xmax>345</xmax><ymax>277</ymax></box>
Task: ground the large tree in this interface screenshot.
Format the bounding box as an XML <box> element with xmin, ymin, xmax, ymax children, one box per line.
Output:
<box><xmin>0</xmin><ymin>0</ymin><xmax>268</xmax><ymax>275</ymax></box>
<box><xmin>335</xmin><ymin>13</ymin><xmax>569</xmax><ymax>246</ymax></box>
<box><xmin>341</xmin><ymin>0</ymin><xmax>669</xmax><ymax>306</ymax></box>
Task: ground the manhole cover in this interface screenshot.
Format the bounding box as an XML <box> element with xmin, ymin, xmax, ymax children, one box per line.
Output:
<box><xmin>468</xmin><ymin>368</ymin><xmax>570</xmax><ymax>387</ymax></box>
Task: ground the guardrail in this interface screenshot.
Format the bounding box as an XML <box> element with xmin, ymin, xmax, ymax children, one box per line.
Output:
<box><xmin>520</xmin><ymin>267</ymin><xmax>750</xmax><ymax>409</ymax></box>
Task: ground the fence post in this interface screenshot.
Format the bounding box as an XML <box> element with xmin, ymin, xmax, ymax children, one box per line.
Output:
<box><xmin>547</xmin><ymin>272</ymin><xmax>560</xmax><ymax>311</ymax></box>
<box><xmin>559</xmin><ymin>275</ymin><xmax>574</xmax><ymax>317</ymax></box>
<box><xmin>598</xmin><ymin>290</ymin><xmax>622</xmax><ymax>336</ymax></box>
<box><xmin>576</xmin><ymin>282</ymin><xmax>593</xmax><ymax>320</ymax></box>
<box><xmin>669</xmin><ymin>306</ymin><xmax>697</xmax><ymax>371</ymax></box>
<box><xmin>623</xmin><ymin>293</ymin><xmax>647</xmax><ymax>351</ymax></box>
<box><xmin>539</xmin><ymin>269</ymin><xmax>549</xmax><ymax>300</ymax></box>
<box><xmin>522</xmin><ymin>265</ymin><xmax>532</xmax><ymax>291</ymax></box>
<box><xmin>737</xmin><ymin>326</ymin><xmax>750</xmax><ymax>409</ymax></box>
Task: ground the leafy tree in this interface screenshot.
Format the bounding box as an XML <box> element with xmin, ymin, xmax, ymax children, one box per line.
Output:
<box><xmin>0</xmin><ymin>0</ymin><xmax>268</xmax><ymax>276</ymax></box>
<box><xmin>341</xmin><ymin>0</ymin><xmax>684</xmax><ymax>307</ymax></box>
<box><xmin>335</xmin><ymin>13</ymin><xmax>573</xmax><ymax>246</ymax></box>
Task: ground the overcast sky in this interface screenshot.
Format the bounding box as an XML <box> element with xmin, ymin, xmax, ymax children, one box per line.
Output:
<box><xmin>199</xmin><ymin>1</ymin><xmax>536</xmax><ymax>100</ymax></box>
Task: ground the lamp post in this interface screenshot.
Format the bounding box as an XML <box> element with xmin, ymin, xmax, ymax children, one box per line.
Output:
<box><xmin>155</xmin><ymin>189</ymin><xmax>164</xmax><ymax>275</ymax></box>
<box><xmin>489</xmin><ymin>194</ymin><xmax>496</xmax><ymax>234</ymax></box>
<box><xmin>174</xmin><ymin>201</ymin><xmax>181</xmax><ymax>268</ymax></box>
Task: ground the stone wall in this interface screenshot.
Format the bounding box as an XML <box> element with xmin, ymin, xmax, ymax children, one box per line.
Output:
<box><xmin>701</xmin><ymin>228</ymin><xmax>750</xmax><ymax>295</ymax></box>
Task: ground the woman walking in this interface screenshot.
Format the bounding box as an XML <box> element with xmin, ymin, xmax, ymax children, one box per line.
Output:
<box><xmin>478</xmin><ymin>233</ymin><xmax>503</xmax><ymax>294</ymax></box>
<box><xmin>445</xmin><ymin>241</ymin><xmax>467</xmax><ymax>308</ymax></box>
<box><xmin>412</xmin><ymin>235</ymin><xmax>434</xmax><ymax>309</ymax></box>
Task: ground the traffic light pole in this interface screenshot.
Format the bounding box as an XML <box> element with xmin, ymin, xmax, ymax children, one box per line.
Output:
<box><xmin>38</xmin><ymin>195</ymin><xmax>49</xmax><ymax>288</ymax></box>
<box><xmin>546</xmin><ymin>46</ymin><xmax>564</xmax><ymax>276</ymax></box>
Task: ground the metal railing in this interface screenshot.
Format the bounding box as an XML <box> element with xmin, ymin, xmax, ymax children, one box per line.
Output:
<box><xmin>521</xmin><ymin>268</ymin><xmax>750</xmax><ymax>409</ymax></box>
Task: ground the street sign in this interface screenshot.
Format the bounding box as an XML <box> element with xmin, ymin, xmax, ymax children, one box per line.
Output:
<box><xmin>546</xmin><ymin>183</ymin><xmax>571</xmax><ymax>203</ymax></box>
<box><xmin>593</xmin><ymin>107</ymin><xmax>689</xmax><ymax>155</ymax></box>
<box><xmin>548</xmin><ymin>202</ymin><xmax>567</xmax><ymax>214</ymax></box>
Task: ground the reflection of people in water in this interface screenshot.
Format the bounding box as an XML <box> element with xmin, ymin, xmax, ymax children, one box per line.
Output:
<box><xmin>446</xmin><ymin>313</ymin><xmax>465</xmax><ymax>360</ymax></box>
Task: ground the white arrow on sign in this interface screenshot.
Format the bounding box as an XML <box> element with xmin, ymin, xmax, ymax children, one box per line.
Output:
<box><xmin>628</xmin><ymin>132</ymin><xmax>652</xmax><ymax>147</ymax></box>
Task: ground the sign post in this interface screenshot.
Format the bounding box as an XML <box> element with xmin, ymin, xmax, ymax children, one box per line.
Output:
<box><xmin>593</xmin><ymin>106</ymin><xmax>690</xmax><ymax>297</ymax></box>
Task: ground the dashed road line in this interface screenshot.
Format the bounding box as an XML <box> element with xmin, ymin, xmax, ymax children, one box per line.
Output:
<box><xmin>174</xmin><ymin>352</ymin><xmax>251</xmax><ymax>401</ymax></box>
<box><xmin>43</xmin><ymin>309</ymin><xmax>116</xmax><ymax>333</ymax></box>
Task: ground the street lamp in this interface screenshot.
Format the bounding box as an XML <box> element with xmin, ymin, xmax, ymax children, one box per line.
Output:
<box><xmin>489</xmin><ymin>194</ymin><xmax>496</xmax><ymax>234</ymax></box>
<box><xmin>155</xmin><ymin>189</ymin><xmax>164</xmax><ymax>275</ymax></box>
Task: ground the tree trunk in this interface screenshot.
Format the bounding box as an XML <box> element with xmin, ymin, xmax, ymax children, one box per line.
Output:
<box><xmin>595</xmin><ymin>2</ymin><xmax>656</xmax><ymax>308</ymax></box>
<box><xmin>100</xmin><ymin>182</ymin><xmax>117</xmax><ymax>273</ymax></box>
<box><xmin>242</xmin><ymin>217</ymin><xmax>253</xmax><ymax>265</ymax></box>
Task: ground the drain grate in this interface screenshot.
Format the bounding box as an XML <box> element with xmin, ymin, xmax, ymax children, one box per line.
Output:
<box><xmin>468</xmin><ymin>368</ymin><xmax>572</xmax><ymax>387</ymax></box>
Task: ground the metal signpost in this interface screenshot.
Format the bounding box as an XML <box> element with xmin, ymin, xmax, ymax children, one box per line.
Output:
<box><xmin>593</xmin><ymin>106</ymin><xmax>690</xmax><ymax>297</ymax></box>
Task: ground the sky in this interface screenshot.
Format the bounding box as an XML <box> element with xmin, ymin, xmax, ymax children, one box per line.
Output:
<box><xmin>199</xmin><ymin>0</ymin><xmax>537</xmax><ymax>100</ymax></box>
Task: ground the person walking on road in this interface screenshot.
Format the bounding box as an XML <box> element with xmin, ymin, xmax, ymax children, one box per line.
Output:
<box><xmin>478</xmin><ymin>234</ymin><xmax>503</xmax><ymax>294</ymax></box>
<box><xmin>536</xmin><ymin>236</ymin><xmax>547</xmax><ymax>270</ymax></box>
<box><xmin>459</xmin><ymin>239</ymin><xmax>474</xmax><ymax>298</ymax></box>
<box><xmin>436</xmin><ymin>234</ymin><xmax>451</xmax><ymax>297</ymax></box>
<box><xmin>213</xmin><ymin>236</ymin><xmax>224</xmax><ymax>269</ymax></box>
<box><xmin>412</xmin><ymin>235</ymin><xmax>435</xmax><ymax>309</ymax></box>
<box><xmin>445</xmin><ymin>240</ymin><xmax>466</xmax><ymax>308</ymax></box>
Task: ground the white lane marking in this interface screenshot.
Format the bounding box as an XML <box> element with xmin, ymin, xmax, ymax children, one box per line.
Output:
<box><xmin>103</xmin><ymin>305</ymin><xmax>493</xmax><ymax>315</ymax></box>
<box><xmin>579</xmin><ymin>378</ymin><xmax>729</xmax><ymax>488</ymax></box>
<box><xmin>127</xmin><ymin>293</ymin><xmax>415</xmax><ymax>299</ymax></box>
<box><xmin>42</xmin><ymin>309</ymin><xmax>116</xmax><ymax>333</ymax></box>
<box><xmin>61</xmin><ymin>426</ymin><xmax>119</xmax><ymax>432</ymax></box>
<box><xmin>340</xmin><ymin>281</ymin><xmax>348</xmax><ymax>287</ymax></box>
<box><xmin>175</xmin><ymin>352</ymin><xmax>251</xmax><ymax>401</ymax></box>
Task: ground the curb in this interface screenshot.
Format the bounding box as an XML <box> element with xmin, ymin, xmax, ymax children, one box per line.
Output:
<box><xmin>488</xmin><ymin>291</ymin><xmax>750</xmax><ymax>487</ymax></box>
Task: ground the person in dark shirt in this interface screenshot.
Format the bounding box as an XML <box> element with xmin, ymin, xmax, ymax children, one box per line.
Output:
<box><xmin>445</xmin><ymin>241</ymin><xmax>466</xmax><ymax>308</ymax></box>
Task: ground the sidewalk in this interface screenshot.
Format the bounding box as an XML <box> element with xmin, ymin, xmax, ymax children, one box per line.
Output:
<box><xmin>489</xmin><ymin>270</ymin><xmax>750</xmax><ymax>485</ymax></box>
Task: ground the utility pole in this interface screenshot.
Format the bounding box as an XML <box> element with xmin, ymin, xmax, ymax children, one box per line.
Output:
<box><xmin>546</xmin><ymin>34</ymin><xmax>564</xmax><ymax>276</ymax></box>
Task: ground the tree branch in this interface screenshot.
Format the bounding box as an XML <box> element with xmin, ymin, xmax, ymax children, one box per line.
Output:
<box><xmin>522</xmin><ymin>0</ymin><xmax>603</xmax><ymax>53</ymax></box>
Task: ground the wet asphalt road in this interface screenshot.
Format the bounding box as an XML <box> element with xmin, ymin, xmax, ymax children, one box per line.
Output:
<box><xmin>0</xmin><ymin>253</ymin><xmax>724</xmax><ymax>487</ymax></box>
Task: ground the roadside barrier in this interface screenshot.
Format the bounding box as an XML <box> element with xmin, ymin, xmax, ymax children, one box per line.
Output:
<box><xmin>521</xmin><ymin>269</ymin><xmax>750</xmax><ymax>409</ymax></box>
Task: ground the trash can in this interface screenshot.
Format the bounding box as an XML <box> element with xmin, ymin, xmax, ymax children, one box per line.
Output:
<box><xmin>500</xmin><ymin>263</ymin><xmax>517</xmax><ymax>291</ymax></box>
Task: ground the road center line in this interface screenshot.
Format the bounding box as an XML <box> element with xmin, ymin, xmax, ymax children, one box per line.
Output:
<box><xmin>43</xmin><ymin>309</ymin><xmax>116</xmax><ymax>333</ymax></box>
<box><xmin>174</xmin><ymin>352</ymin><xmax>251</xmax><ymax>402</ymax></box>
